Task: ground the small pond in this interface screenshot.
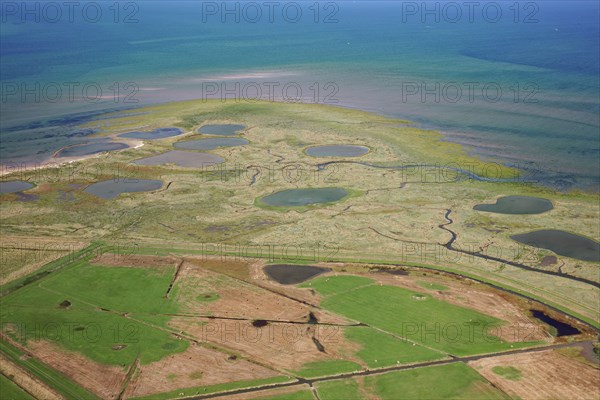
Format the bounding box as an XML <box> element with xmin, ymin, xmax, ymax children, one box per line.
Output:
<box><xmin>0</xmin><ymin>181</ymin><xmax>34</xmax><ymax>194</ymax></box>
<box><xmin>530</xmin><ymin>310</ymin><xmax>581</xmax><ymax>336</ymax></box>
<box><xmin>306</xmin><ymin>145</ymin><xmax>369</xmax><ymax>158</ymax></box>
<box><xmin>264</xmin><ymin>264</ymin><xmax>331</xmax><ymax>284</ymax></box>
<box><xmin>84</xmin><ymin>179</ymin><xmax>163</xmax><ymax>199</ymax></box>
<box><xmin>474</xmin><ymin>196</ymin><xmax>553</xmax><ymax>214</ymax></box>
<box><xmin>174</xmin><ymin>138</ymin><xmax>249</xmax><ymax>150</ymax></box>
<box><xmin>511</xmin><ymin>230</ymin><xmax>600</xmax><ymax>262</ymax></box>
<box><xmin>261</xmin><ymin>188</ymin><xmax>349</xmax><ymax>207</ymax></box>
<box><xmin>198</xmin><ymin>124</ymin><xmax>246</xmax><ymax>136</ymax></box>
<box><xmin>119</xmin><ymin>127</ymin><xmax>183</xmax><ymax>139</ymax></box>
<box><xmin>133</xmin><ymin>150</ymin><xmax>224</xmax><ymax>168</ymax></box>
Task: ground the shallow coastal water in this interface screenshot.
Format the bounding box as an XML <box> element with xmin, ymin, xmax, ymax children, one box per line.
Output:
<box><xmin>264</xmin><ymin>264</ymin><xmax>330</xmax><ymax>284</ymax></box>
<box><xmin>133</xmin><ymin>150</ymin><xmax>224</xmax><ymax>168</ymax></box>
<box><xmin>306</xmin><ymin>145</ymin><xmax>369</xmax><ymax>158</ymax></box>
<box><xmin>0</xmin><ymin>181</ymin><xmax>34</xmax><ymax>194</ymax></box>
<box><xmin>473</xmin><ymin>196</ymin><xmax>553</xmax><ymax>215</ymax></box>
<box><xmin>198</xmin><ymin>125</ymin><xmax>246</xmax><ymax>136</ymax></box>
<box><xmin>174</xmin><ymin>138</ymin><xmax>249</xmax><ymax>150</ymax></box>
<box><xmin>56</xmin><ymin>142</ymin><xmax>129</xmax><ymax>158</ymax></box>
<box><xmin>84</xmin><ymin>179</ymin><xmax>163</xmax><ymax>199</ymax></box>
<box><xmin>261</xmin><ymin>188</ymin><xmax>349</xmax><ymax>207</ymax></box>
<box><xmin>511</xmin><ymin>230</ymin><xmax>600</xmax><ymax>262</ymax></box>
<box><xmin>119</xmin><ymin>128</ymin><xmax>183</xmax><ymax>139</ymax></box>
<box><xmin>1</xmin><ymin>2</ymin><xmax>598</xmax><ymax>190</ymax></box>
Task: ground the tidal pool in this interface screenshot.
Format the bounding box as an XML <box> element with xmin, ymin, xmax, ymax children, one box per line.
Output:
<box><xmin>306</xmin><ymin>145</ymin><xmax>369</xmax><ymax>157</ymax></box>
<box><xmin>474</xmin><ymin>196</ymin><xmax>553</xmax><ymax>214</ymax></box>
<box><xmin>133</xmin><ymin>150</ymin><xmax>224</xmax><ymax>168</ymax></box>
<box><xmin>261</xmin><ymin>188</ymin><xmax>349</xmax><ymax>207</ymax></box>
<box><xmin>264</xmin><ymin>264</ymin><xmax>331</xmax><ymax>284</ymax></box>
<box><xmin>56</xmin><ymin>142</ymin><xmax>128</xmax><ymax>157</ymax></box>
<box><xmin>0</xmin><ymin>181</ymin><xmax>34</xmax><ymax>194</ymax></box>
<box><xmin>198</xmin><ymin>124</ymin><xmax>245</xmax><ymax>136</ymax></box>
<box><xmin>174</xmin><ymin>138</ymin><xmax>249</xmax><ymax>150</ymax></box>
<box><xmin>119</xmin><ymin>127</ymin><xmax>183</xmax><ymax>139</ymax></box>
<box><xmin>511</xmin><ymin>230</ymin><xmax>600</xmax><ymax>262</ymax></box>
<box><xmin>84</xmin><ymin>179</ymin><xmax>163</xmax><ymax>199</ymax></box>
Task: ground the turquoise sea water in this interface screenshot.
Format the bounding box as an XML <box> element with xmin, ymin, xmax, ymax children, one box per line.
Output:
<box><xmin>1</xmin><ymin>1</ymin><xmax>598</xmax><ymax>189</ymax></box>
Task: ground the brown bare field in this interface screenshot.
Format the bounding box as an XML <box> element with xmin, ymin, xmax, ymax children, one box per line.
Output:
<box><xmin>170</xmin><ymin>318</ymin><xmax>362</xmax><ymax>372</ymax></box>
<box><xmin>175</xmin><ymin>261</ymin><xmax>347</xmax><ymax>324</ymax></box>
<box><xmin>469</xmin><ymin>349</ymin><xmax>600</xmax><ymax>400</ymax></box>
<box><xmin>123</xmin><ymin>342</ymin><xmax>282</xmax><ymax>399</ymax></box>
<box><xmin>185</xmin><ymin>256</ymin><xmax>254</xmax><ymax>281</ymax></box>
<box><xmin>27</xmin><ymin>340</ymin><xmax>127</xmax><ymax>399</ymax></box>
<box><xmin>0</xmin><ymin>352</ymin><xmax>65</xmax><ymax>400</ymax></box>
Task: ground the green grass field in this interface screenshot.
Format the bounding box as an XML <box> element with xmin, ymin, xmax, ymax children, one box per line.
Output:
<box><xmin>344</xmin><ymin>326</ymin><xmax>445</xmax><ymax>368</ymax></box>
<box><xmin>0</xmin><ymin>374</ymin><xmax>34</xmax><ymax>400</ymax></box>
<box><xmin>315</xmin><ymin>379</ymin><xmax>363</xmax><ymax>400</ymax></box>
<box><xmin>363</xmin><ymin>363</ymin><xmax>511</xmax><ymax>399</ymax></box>
<box><xmin>0</xmin><ymin>261</ymin><xmax>188</xmax><ymax>366</ymax></box>
<box><xmin>305</xmin><ymin>275</ymin><xmax>541</xmax><ymax>356</ymax></box>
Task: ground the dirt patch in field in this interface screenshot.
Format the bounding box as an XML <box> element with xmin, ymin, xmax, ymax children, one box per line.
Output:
<box><xmin>176</xmin><ymin>261</ymin><xmax>347</xmax><ymax>325</ymax></box>
<box><xmin>123</xmin><ymin>342</ymin><xmax>281</xmax><ymax>399</ymax></box>
<box><xmin>27</xmin><ymin>340</ymin><xmax>127</xmax><ymax>399</ymax></box>
<box><xmin>90</xmin><ymin>253</ymin><xmax>179</xmax><ymax>268</ymax></box>
<box><xmin>469</xmin><ymin>349</ymin><xmax>600</xmax><ymax>400</ymax></box>
<box><xmin>170</xmin><ymin>318</ymin><xmax>363</xmax><ymax>372</ymax></box>
<box><xmin>364</xmin><ymin>271</ymin><xmax>550</xmax><ymax>343</ymax></box>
